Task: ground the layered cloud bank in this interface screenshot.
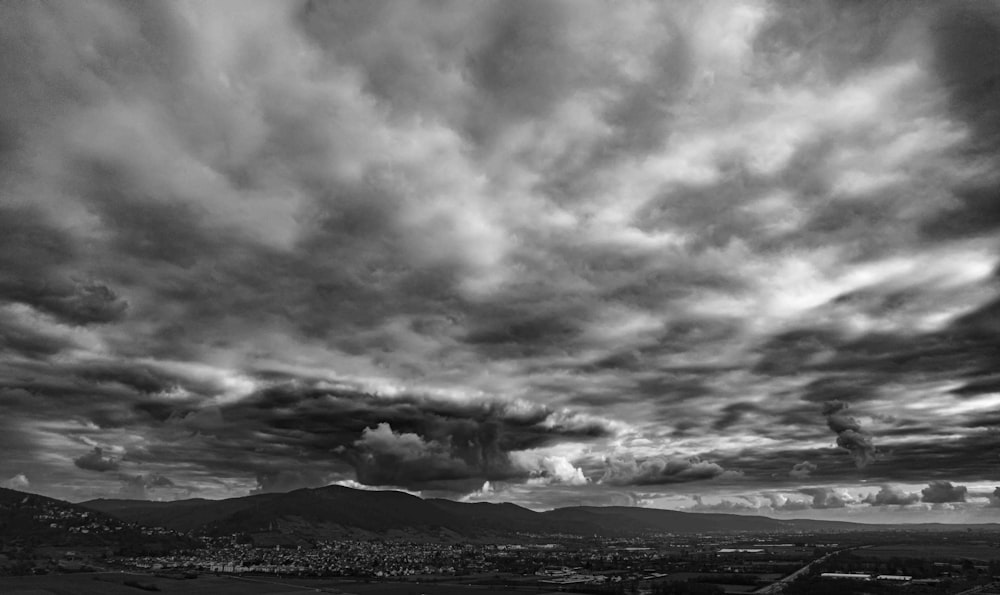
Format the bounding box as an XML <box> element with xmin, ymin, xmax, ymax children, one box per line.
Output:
<box><xmin>1</xmin><ymin>0</ymin><xmax>999</xmax><ymax>518</ymax></box>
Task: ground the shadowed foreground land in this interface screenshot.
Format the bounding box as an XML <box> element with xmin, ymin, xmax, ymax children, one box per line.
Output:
<box><xmin>0</xmin><ymin>573</ymin><xmax>569</xmax><ymax>595</ymax></box>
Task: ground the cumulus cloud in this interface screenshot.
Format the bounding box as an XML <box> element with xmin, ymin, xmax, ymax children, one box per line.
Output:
<box><xmin>2</xmin><ymin>473</ymin><xmax>30</xmax><ymax>491</ymax></box>
<box><xmin>864</xmin><ymin>485</ymin><xmax>920</xmax><ymax>506</ymax></box>
<box><xmin>766</xmin><ymin>493</ymin><xmax>812</xmax><ymax>511</ymax></box>
<box><xmin>515</xmin><ymin>454</ymin><xmax>589</xmax><ymax>486</ymax></box>
<box><xmin>119</xmin><ymin>473</ymin><xmax>175</xmax><ymax>500</ymax></box>
<box><xmin>921</xmin><ymin>480</ymin><xmax>968</xmax><ymax>503</ymax></box>
<box><xmin>800</xmin><ymin>487</ymin><xmax>853</xmax><ymax>509</ymax></box>
<box><xmin>690</xmin><ymin>495</ymin><xmax>760</xmax><ymax>513</ymax></box>
<box><xmin>73</xmin><ymin>447</ymin><xmax>120</xmax><ymax>473</ymax></box>
<box><xmin>462</xmin><ymin>481</ymin><xmax>496</xmax><ymax>501</ymax></box>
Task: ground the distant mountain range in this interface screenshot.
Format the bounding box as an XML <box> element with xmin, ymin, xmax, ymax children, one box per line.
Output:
<box><xmin>4</xmin><ymin>485</ymin><xmax>996</xmax><ymax>545</ymax></box>
<box><xmin>66</xmin><ymin>485</ymin><xmax>995</xmax><ymax>541</ymax></box>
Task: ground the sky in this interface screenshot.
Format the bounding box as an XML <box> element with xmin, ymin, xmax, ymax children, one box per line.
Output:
<box><xmin>1</xmin><ymin>0</ymin><xmax>999</xmax><ymax>523</ymax></box>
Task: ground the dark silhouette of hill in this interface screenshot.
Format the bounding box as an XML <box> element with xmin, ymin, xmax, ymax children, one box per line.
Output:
<box><xmin>83</xmin><ymin>484</ymin><xmax>860</xmax><ymax>538</ymax></box>
<box><xmin>0</xmin><ymin>487</ymin><xmax>191</xmax><ymax>551</ymax></box>
<box><xmin>426</xmin><ymin>498</ymin><xmax>565</xmax><ymax>534</ymax></box>
<box><xmin>87</xmin><ymin>487</ymin><xmax>474</xmax><ymax>538</ymax></box>
<box><xmin>79</xmin><ymin>494</ymin><xmax>269</xmax><ymax>533</ymax></box>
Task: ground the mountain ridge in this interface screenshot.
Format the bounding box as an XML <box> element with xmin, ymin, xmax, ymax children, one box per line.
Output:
<box><xmin>65</xmin><ymin>484</ymin><xmax>1000</xmax><ymax>540</ymax></box>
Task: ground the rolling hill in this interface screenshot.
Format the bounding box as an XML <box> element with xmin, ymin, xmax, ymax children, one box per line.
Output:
<box><xmin>80</xmin><ymin>484</ymin><xmax>866</xmax><ymax>540</ymax></box>
<box><xmin>0</xmin><ymin>485</ymin><xmax>978</xmax><ymax>544</ymax></box>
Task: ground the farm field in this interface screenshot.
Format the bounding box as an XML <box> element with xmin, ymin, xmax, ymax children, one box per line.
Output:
<box><xmin>277</xmin><ymin>579</ymin><xmax>577</xmax><ymax>595</ymax></box>
<box><xmin>860</xmin><ymin>543</ymin><xmax>1000</xmax><ymax>561</ymax></box>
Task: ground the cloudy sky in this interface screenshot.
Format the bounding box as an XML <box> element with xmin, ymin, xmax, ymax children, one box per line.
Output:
<box><xmin>2</xmin><ymin>0</ymin><xmax>999</xmax><ymax>522</ymax></box>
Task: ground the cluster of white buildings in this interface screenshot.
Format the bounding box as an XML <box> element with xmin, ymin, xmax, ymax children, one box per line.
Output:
<box><xmin>819</xmin><ymin>572</ymin><xmax>913</xmax><ymax>582</ymax></box>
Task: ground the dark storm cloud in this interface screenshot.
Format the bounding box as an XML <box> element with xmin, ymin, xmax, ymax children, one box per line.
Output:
<box><xmin>599</xmin><ymin>456</ymin><xmax>730</xmax><ymax>486</ymax></box>
<box><xmin>237</xmin><ymin>384</ymin><xmax>613</xmax><ymax>491</ymax></box>
<box><xmin>1</xmin><ymin>0</ymin><xmax>998</xmax><ymax>509</ymax></box>
<box><xmin>868</xmin><ymin>434</ymin><xmax>1000</xmax><ymax>484</ymax></box>
<box><xmin>0</xmin><ymin>309</ymin><xmax>76</xmax><ymax>358</ymax></box>
<box><xmin>921</xmin><ymin>480</ymin><xmax>968</xmax><ymax>503</ymax></box>
<box><xmin>713</xmin><ymin>430</ymin><xmax>1000</xmax><ymax>486</ymax></box>
<box><xmin>1</xmin><ymin>280</ymin><xmax>127</xmax><ymax>327</ymax></box>
<box><xmin>74</xmin><ymin>447</ymin><xmax>120</xmax><ymax>473</ymax></box>
<box><xmin>76</xmin><ymin>363</ymin><xmax>180</xmax><ymax>395</ymax></box>
<box><xmin>0</xmin><ymin>207</ymin><xmax>126</xmax><ymax>327</ymax></box>
<box><xmin>822</xmin><ymin>401</ymin><xmax>877</xmax><ymax>468</ymax></box>
<box><xmin>789</xmin><ymin>461</ymin><xmax>817</xmax><ymax>479</ymax></box>
<box><xmin>350</xmin><ymin>422</ymin><xmax>507</xmax><ymax>492</ymax></box>
<box><xmin>84</xmin><ymin>381</ymin><xmax>615</xmax><ymax>493</ymax></box>
<box><xmin>231</xmin><ymin>382</ymin><xmax>613</xmax><ymax>448</ymax></box>
<box><xmin>864</xmin><ymin>485</ymin><xmax>920</xmax><ymax>506</ymax></box>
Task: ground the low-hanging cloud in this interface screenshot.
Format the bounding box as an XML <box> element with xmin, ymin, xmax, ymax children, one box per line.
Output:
<box><xmin>800</xmin><ymin>487</ymin><xmax>851</xmax><ymax>509</ymax></box>
<box><xmin>864</xmin><ymin>485</ymin><xmax>920</xmax><ymax>506</ymax></box>
<box><xmin>0</xmin><ymin>0</ymin><xmax>998</xmax><ymax>508</ymax></box>
<box><xmin>689</xmin><ymin>494</ymin><xmax>760</xmax><ymax>513</ymax></box>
